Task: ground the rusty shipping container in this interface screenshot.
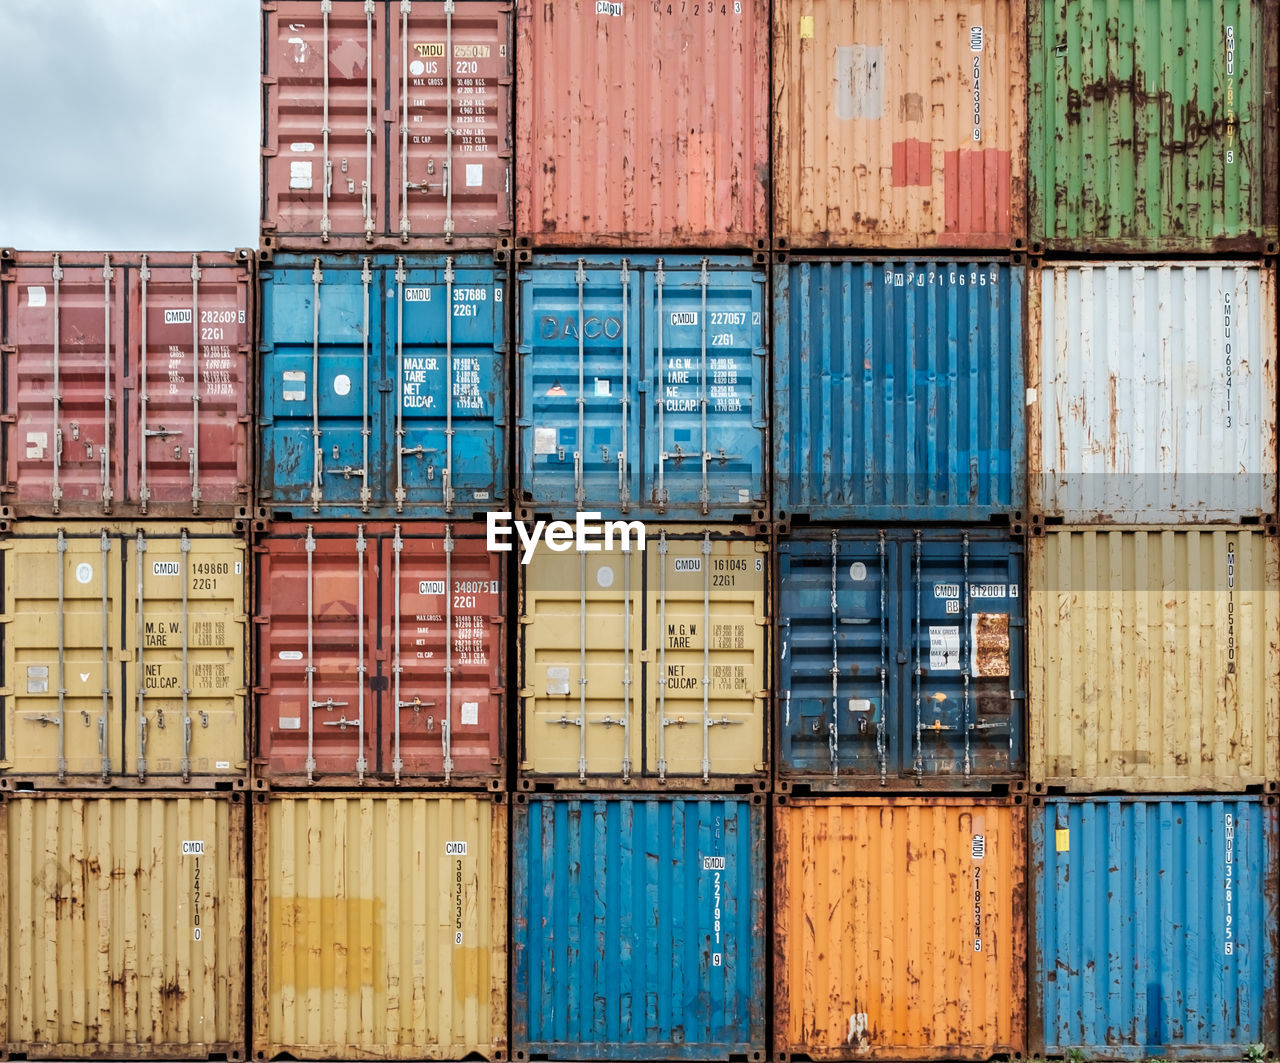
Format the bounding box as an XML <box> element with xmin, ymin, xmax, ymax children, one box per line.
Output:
<box><xmin>1029</xmin><ymin>262</ymin><xmax>1277</xmax><ymax>523</ymax></box>
<box><xmin>515</xmin><ymin>0</ymin><xmax>769</xmax><ymax>249</ymax></box>
<box><xmin>1029</xmin><ymin>0</ymin><xmax>1280</xmax><ymax>253</ymax></box>
<box><xmin>0</xmin><ymin>791</ymin><xmax>247</xmax><ymax>1061</ymax></box>
<box><xmin>2</xmin><ymin>523</ymin><xmax>249</xmax><ymax>787</ymax></box>
<box><xmin>774</xmin><ymin>796</ymin><xmax>1027</xmax><ymax>1060</ymax></box>
<box><xmin>254</xmin><ymin>522</ymin><xmax>506</xmax><ymax>787</ymax></box>
<box><xmin>252</xmin><ymin>791</ymin><xmax>507</xmax><ymax>1061</ymax></box>
<box><xmin>0</xmin><ymin>250</ymin><xmax>253</xmax><ymax>519</ymax></box>
<box><xmin>261</xmin><ymin>0</ymin><xmax>513</xmax><ymax>249</ymax></box>
<box><xmin>772</xmin><ymin>0</ymin><xmax>1026</xmax><ymax>249</ymax></box>
<box><xmin>518</xmin><ymin>524</ymin><xmax>769</xmax><ymax>788</ymax></box>
<box><xmin>1029</xmin><ymin>528</ymin><xmax>1280</xmax><ymax>792</ymax></box>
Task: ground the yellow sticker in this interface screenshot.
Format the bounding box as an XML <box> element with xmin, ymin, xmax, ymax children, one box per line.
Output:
<box><xmin>799</xmin><ymin>15</ymin><xmax>814</xmax><ymax>38</ymax></box>
<box><xmin>1055</xmin><ymin>828</ymin><xmax>1069</xmax><ymax>852</ymax></box>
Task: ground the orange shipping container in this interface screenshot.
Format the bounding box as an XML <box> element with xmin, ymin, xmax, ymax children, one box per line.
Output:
<box><xmin>774</xmin><ymin>796</ymin><xmax>1027</xmax><ymax>1061</ymax></box>
<box><xmin>773</xmin><ymin>0</ymin><xmax>1026</xmax><ymax>250</ymax></box>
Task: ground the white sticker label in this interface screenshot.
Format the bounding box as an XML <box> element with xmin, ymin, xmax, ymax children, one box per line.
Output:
<box><xmin>290</xmin><ymin>141</ymin><xmax>316</xmax><ymax>152</ymax></box>
<box><xmin>850</xmin><ymin>562</ymin><xmax>867</xmax><ymax>581</ymax></box>
<box><xmin>848</xmin><ymin>698</ymin><xmax>872</xmax><ymax>715</ymax></box>
<box><xmin>929</xmin><ymin>626</ymin><xmax>960</xmax><ymax>671</ymax></box>
<box><xmin>25</xmin><ymin>431</ymin><xmax>48</xmax><ymax>459</ymax></box>
<box><xmin>596</xmin><ymin>566</ymin><xmax>615</xmax><ymax>588</ymax></box>
<box><xmin>970</xmin><ymin>25</ymin><xmax>984</xmax><ymax>51</ymax></box>
<box><xmin>153</xmin><ymin>561</ymin><xmax>181</xmax><ymax>576</ymax></box>
<box><xmin>404</xmin><ymin>287</ymin><xmax>431</xmax><ymax>302</ymax></box>
<box><xmin>27</xmin><ymin>665</ymin><xmax>49</xmax><ymax>694</ymax></box>
<box><xmin>216</xmin><ymin>761</ymin><xmax>230</xmax><ymax>769</ymax></box>
<box><xmin>546</xmin><ymin>666</ymin><xmax>571</xmax><ymax>695</ymax></box>
<box><xmin>534</xmin><ymin>427</ymin><xmax>558</xmax><ymax>455</ymax></box>
<box><xmin>673</xmin><ymin>557</ymin><xmax>702</xmax><ymax>572</ymax></box>
<box><xmin>409</xmin><ymin>59</ymin><xmax>426</xmax><ymax>75</ymax></box>
<box><xmin>164</xmin><ymin>309</ymin><xmax>193</xmax><ymax>324</ymax></box>
<box><xmin>75</xmin><ymin>563</ymin><xmax>93</xmax><ymax>585</ymax></box>
<box><xmin>596</xmin><ymin>0</ymin><xmax>622</xmax><ymax>13</ymax></box>
<box><xmin>595</xmin><ymin>378</ymin><xmax>611</xmax><ymax>397</ymax></box>
<box><xmin>972</xmin><ymin>835</ymin><xmax>985</xmax><ymax>859</ymax></box>
<box><xmin>466</xmin><ymin>164</ymin><xmax>483</xmax><ymax>187</ymax></box>
<box><xmin>702</xmin><ymin>856</ymin><xmax>726</xmax><ymax>870</ymax></box>
<box><xmin>670</xmin><ymin>311</ymin><xmax>697</xmax><ymax>326</ymax></box>
<box><xmin>279</xmin><ymin>650</ymin><xmax>303</xmax><ymax>661</ymax></box>
<box><xmin>445</xmin><ymin>841</ymin><xmax>468</xmax><ymax>855</ymax></box>
<box><xmin>969</xmin><ymin>584</ymin><xmax>1007</xmax><ymax>598</ymax></box>
<box><xmin>282</xmin><ymin>370</ymin><xmax>306</xmax><ymax>402</ymax></box>
<box><xmin>280</xmin><ymin>717</ymin><xmax>302</xmax><ymax>730</ymax></box>
<box><xmin>738</xmin><ymin>488</ymin><xmax>750</xmax><ymax>503</ymax></box>
<box><xmin>934</xmin><ymin>583</ymin><xmax>960</xmax><ymax>598</ymax></box>
<box><xmin>460</xmin><ymin>701</ymin><xmax>479</xmax><ymax>726</ymax></box>
<box><xmin>419</xmin><ymin>580</ymin><xmax>446</xmax><ymax>595</ymax></box>
<box><xmin>182</xmin><ymin>841</ymin><xmax>205</xmax><ymax>855</ymax></box>
<box><xmin>27</xmin><ymin>286</ymin><xmax>47</xmax><ymax>308</ymax></box>
<box><xmin>1025</xmin><ymin>386</ymin><xmax>1037</xmax><ymax>406</ymax></box>
<box><xmin>473</xmin><ymin>491</ymin><xmax>490</xmax><ymax>500</ymax></box>
<box><xmin>333</xmin><ymin>373</ymin><xmax>352</xmax><ymax>397</ymax></box>
<box><xmin>289</xmin><ymin>161</ymin><xmax>313</xmax><ymax>189</ymax></box>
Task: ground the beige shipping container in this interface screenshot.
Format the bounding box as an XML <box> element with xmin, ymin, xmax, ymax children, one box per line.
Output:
<box><xmin>1</xmin><ymin>523</ymin><xmax>248</xmax><ymax>787</ymax></box>
<box><xmin>518</xmin><ymin>525</ymin><xmax>769</xmax><ymax>787</ymax></box>
<box><xmin>0</xmin><ymin>792</ymin><xmax>247</xmax><ymax>1060</ymax></box>
<box><xmin>1030</xmin><ymin>528</ymin><xmax>1280</xmax><ymax>792</ymax></box>
<box><xmin>773</xmin><ymin>0</ymin><xmax>1026</xmax><ymax>249</ymax></box>
<box><xmin>252</xmin><ymin>792</ymin><xmax>507</xmax><ymax>1060</ymax></box>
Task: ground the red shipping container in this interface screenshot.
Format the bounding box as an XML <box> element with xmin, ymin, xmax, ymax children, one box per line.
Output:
<box><xmin>261</xmin><ymin>0</ymin><xmax>513</xmax><ymax>250</ymax></box>
<box><xmin>0</xmin><ymin>250</ymin><xmax>253</xmax><ymax>520</ymax></box>
<box><xmin>515</xmin><ymin>0</ymin><xmax>769</xmax><ymax>249</ymax></box>
<box><xmin>253</xmin><ymin>522</ymin><xmax>506</xmax><ymax>787</ymax></box>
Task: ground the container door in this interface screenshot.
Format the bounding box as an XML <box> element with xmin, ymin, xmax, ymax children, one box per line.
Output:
<box><xmin>3</xmin><ymin>530</ymin><xmax>122</xmax><ymax>779</ymax></box>
<box><xmin>391</xmin><ymin>260</ymin><xmax>505</xmax><ymax>515</ymax></box>
<box><xmin>520</xmin><ymin>262</ymin><xmax>643</xmax><ymax>514</ymax></box>
<box><xmin>644</xmin><ymin>530</ymin><xmax>767</xmax><ymax>780</ymax></box>
<box><xmin>129</xmin><ymin>256</ymin><xmax>251</xmax><ymax>513</ymax></box>
<box><xmin>644</xmin><ymin>263</ymin><xmax>766</xmax><ymax>515</ymax></box>
<box><xmin>387</xmin><ymin>525</ymin><xmax>505</xmax><ymax>781</ymax></box>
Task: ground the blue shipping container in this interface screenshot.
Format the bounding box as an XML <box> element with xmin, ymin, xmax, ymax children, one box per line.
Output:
<box><xmin>774</xmin><ymin>259</ymin><xmax>1025</xmax><ymax>522</ymax></box>
<box><xmin>258</xmin><ymin>252</ymin><xmax>506</xmax><ymax>518</ymax></box>
<box><xmin>777</xmin><ymin>528</ymin><xmax>1025</xmax><ymax>787</ymax></box>
<box><xmin>512</xmin><ymin>794</ymin><xmax>767</xmax><ymax>1061</ymax></box>
<box><xmin>518</xmin><ymin>255</ymin><xmax>767</xmax><ymax>521</ymax></box>
<box><xmin>1033</xmin><ymin>796</ymin><xmax>1279</xmax><ymax>1060</ymax></box>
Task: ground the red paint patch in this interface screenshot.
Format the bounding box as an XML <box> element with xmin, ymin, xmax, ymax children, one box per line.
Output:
<box><xmin>943</xmin><ymin>148</ymin><xmax>1011</xmax><ymax>235</ymax></box>
<box><xmin>891</xmin><ymin>139</ymin><xmax>931</xmax><ymax>187</ymax></box>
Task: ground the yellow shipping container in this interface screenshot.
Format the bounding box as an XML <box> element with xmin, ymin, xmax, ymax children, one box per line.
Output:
<box><xmin>0</xmin><ymin>792</ymin><xmax>247</xmax><ymax>1060</ymax></box>
<box><xmin>1029</xmin><ymin>528</ymin><xmax>1280</xmax><ymax>791</ymax></box>
<box><xmin>1</xmin><ymin>523</ymin><xmax>248</xmax><ymax>786</ymax></box>
<box><xmin>252</xmin><ymin>792</ymin><xmax>508</xmax><ymax>1061</ymax></box>
<box><xmin>518</xmin><ymin>525</ymin><xmax>769</xmax><ymax>786</ymax></box>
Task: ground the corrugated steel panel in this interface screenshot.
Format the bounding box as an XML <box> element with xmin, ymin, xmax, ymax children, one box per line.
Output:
<box><xmin>518</xmin><ymin>255</ymin><xmax>767</xmax><ymax>522</ymax></box>
<box><xmin>519</xmin><ymin>525</ymin><xmax>769</xmax><ymax>787</ymax></box>
<box><xmin>775</xmin><ymin>796</ymin><xmax>1027</xmax><ymax>1060</ymax></box>
<box><xmin>252</xmin><ymin>792</ymin><xmax>507</xmax><ymax>1061</ymax></box>
<box><xmin>254</xmin><ymin>522</ymin><xmax>506</xmax><ymax>787</ymax></box>
<box><xmin>773</xmin><ymin>0</ymin><xmax>1027</xmax><ymax>250</ymax></box>
<box><xmin>774</xmin><ymin>259</ymin><xmax>1025</xmax><ymax>522</ymax></box>
<box><xmin>0</xmin><ymin>792</ymin><xmax>247</xmax><ymax>1060</ymax></box>
<box><xmin>258</xmin><ymin>253</ymin><xmax>507</xmax><ymax>519</ymax></box>
<box><xmin>1032</xmin><ymin>796</ymin><xmax>1279</xmax><ymax>1059</ymax></box>
<box><xmin>513</xmin><ymin>794</ymin><xmax>767</xmax><ymax>1060</ymax></box>
<box><xmin>1029</xmin><ymin>0</ymin><xmax>1280</xmax><ymax>254</ymax></box>
<box><xmin>777</xmin><ymin>529</ymin><xmax>1025</xmax><ymax>789</ymax></box>
<box><xmin>1</xmin><ymin>251</ymin><xmax>253</xmax><ymax>519</ymax></box>
<box><xmin>515</xmin><ymin>0</ymin><xmax>768</xmax><ymax>249</ymax></box>
<box><xmin>1029</xmin><ymin>263</ymin><xmax>1277</xmax><ymax>523</ymax></box>
<box><xmin>2</xmin><ymin>523</ymin><xmax>248</xmax><ymax>787</ymax></box>
<box><xmin>1029</xmin><ymin>529</ymin><xmax>1280</xmax><ymax>792</ymax></box>
<box><xmin>261</xmin><ymin>0</ymin><xmax>513</xmax><ymax>249</ymax></box>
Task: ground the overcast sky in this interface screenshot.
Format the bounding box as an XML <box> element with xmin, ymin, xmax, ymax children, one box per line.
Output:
<box><xmin>0</xmin><ymin>0</ymin><xmax>259</xmax><ymax>251</ymax></box>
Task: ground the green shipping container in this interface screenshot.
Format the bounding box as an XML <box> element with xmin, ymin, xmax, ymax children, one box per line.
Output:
<box><xmin>1030</xmin><ymin>0</ymin><xmax>1279</xmax><ymax>254</ymax></box>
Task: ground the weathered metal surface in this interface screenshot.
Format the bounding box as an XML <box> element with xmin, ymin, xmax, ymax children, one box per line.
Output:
<box><xmin>774</xmin><ymin>796</ymin><xmax>1027</xmax><ymax>1060</ymax></box>
<box><xmin>515</xmin><ymin>0</ymin><xmax>768</xmax><ymax>248</ymax></box>
<box><xmin>1031</xmin><ymin>796</ymin><xmax>1279</xmax><ymax>1059</ymax></box>
<box><xmin>1029</xmin><ymin>0</ymin><xmax>1280</xmax><ymax>253</ymax></box>
<box><xmin>1</xmin><ymin>250</ymin><xmax>253</xmax><ymax>519</ymax></box>
<box><xmin>1029</xmin><ymin>262</ymin><xmax>1277</xmax><ymax>522</ymax></box>
<box><xmin>261</xmin><ymin>0</ymin><xmax>513</xmax><ymax>249</ymax></box>
<box><xmin>254</xmin><ymin>521</ymin><xmax>505</xmax><ymax>787</ymax></box>
<box><xmin>0</xmin><ymin>791</ymin><xmax>247</xmax><ymax>1060</ymax></box>
<box><xmin>774</xmin><ymin>259</ymin><xmax>1025</xmax><ymax>522</ymax></box>
<box><xmin>252</xmin><ymin>792</ymin><xmax>508</xmax><ymax>1061</ymax></box>
<box><xmin>774</xmin><ymin>0</ymin><xmax>1027</xmax><ymax>249</ymax></box>
<box><xmin>512</xmin><ymin>794</ymin><xmax>767</xmax><ymax>1060</ymax></box>
<box><xmin>1029</xmin><ymin>528</ymin><xmax>1280</xmax><ymax>792</ymax></box>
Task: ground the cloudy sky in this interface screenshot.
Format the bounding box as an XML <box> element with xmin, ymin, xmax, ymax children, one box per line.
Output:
<box><xmin>0</xmin><ymin>0</ymin><xmax>259</xmax><ymax>251</ymax></box>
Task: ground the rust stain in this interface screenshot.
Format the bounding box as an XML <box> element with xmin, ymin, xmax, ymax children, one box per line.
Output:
<box><xmin>973</xmin><ymin>613</ymin><xmax>1010</xmax><ymax>678</ymax></box>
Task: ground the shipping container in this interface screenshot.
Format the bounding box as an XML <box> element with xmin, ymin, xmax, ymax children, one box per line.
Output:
<box><xmin>254</xmin><ymin>522</ymin><xmax>506</xmax><ymax>786</ymax></box>
<box><xmin>774</xmin><ymin>796</ymin><xmax>1027</xmax><ymax>1060</ymax></box>
<box><xmin>1032</xmin><ymin>795</ymin><xmax>1279</xmax><ymax>1059</ymax></box>
<box><xmin>513</xmin><ymin>793</ymin><xmax>766</xmax><ymax>1060</ymax></box>
<box><xmin>0</xmin><ymin>791</ymin><xmax>247</xmax><ymax>1060</ymax></box>
<box><xmin>1</xmin><ymin>523</ymin><xmax>248</xmax><ymax>787</ymax></box>
<box><xmin>252</xmin><ymin>791</ymin><xmax>507</xmax><ymax>1061</ymax></box>
<box><xmin>518</xmin><ymin>525</ymin><xmax>769</xmax><ymax>788</ymax></box>
<box><xmin>774</xmin><ymin>259</ymin><xmax>1025</xmax><ymax>523</ymax></box>
<box><xmin>1030</xmin><ymin>263</ymin><xmax>1277</xmax><ymax>523</ymax></box>
<box><xmin>261</xmin><ymin>0</ymin><xmax>513</xmax><ymax>249</ymax></box>
<box><xmin>777</xmin><ymin>529</ymin><xmax>1025</xmax><ymax>791</ymax></box>
<box><xmin>258</xmin><ymin>252</ymin><xmax>507</xmax><ymax>519</ymax></box>
<box><xmin>1029</xmin><ymin>528</ymin><xmax>1280</xmax><ymax>792</ymax></box>
<box><xmin>1029</xmin><ymin>0</ymin><xmax>1279</xmax><ymax>253</ymax></box>
<box><xmin>0</xmin><ymin>250</ymin><xmax>253</xmax><ymax>519</ymax></box>
<box><xmin>515</xmin><ymin>0</ymin><xmax>768</xmax><ymax>249</ymax></box>
<box><xmin>773</xmin><ymin>0</ymin><xmax>1026</xmax><ymax>250</ymax></box>
<box><xmin>517</xmin><ymin>256</ymin><xmax>767</xmax><ymax>522</ymax></box>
